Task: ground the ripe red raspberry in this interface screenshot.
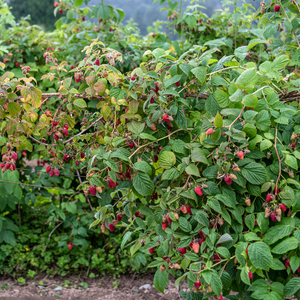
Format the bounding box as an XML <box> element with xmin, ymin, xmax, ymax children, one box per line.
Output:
<box><xmin>270</xmin><ymin>213</ymin><xmax>277</xmax><ymax>222</ymax></box>
<box><xmin>266</xmin><ymin>194</ymin><xmax>272</xmax><ymax>202</ymax></box>
<box><xmin>224</xmin><ymin>176</ymin><xmax>232</xmax><ymax>185</ymax></box>
<box><xmin>108</xmin><ymin>223</ymin><xmax>114</xmax><ymax>232</ymax></box>
<box><xmin>186</xmin><ymin>207</ymin><xmax>192</xmax><ymax>215</ymax></box>
<box><xmin>82</xmin><ymin>16</ymin><xmax>86</xmax><ymax>21</ymax></box>
<box><xmin>175</xmin><ymin>81</ymin><xmax>180</xmax><ymax>87</ymax></box>
<box><xmin>54</xmin><ymin>134</ymin><xmax>59</xmax><ymax>141</ymax></box>
<box><xmin>63</xmin><ymin>155</ymin><xmax>69</xmax><ymax>162</ymax></box>
<box><xmin>108</xmin><ymin>178</ymin><xmax>118</xmax><ymax>189</ymax></box>
<box><xmin>148</xmin><ymin>247</ymin><xmax>155</xmax><ymax>254</ymax></box>
<box><xmin>49</xmin><ymin>171</ymin><xmax>54</xmax><ymax>177</ymax></box>
<box><xmin>5</xmin><ymin>163</ymin><xmax>11</xmax><ymax>169</ymax></box>
<box><xmin>62</xmin><ymin>128</ymin><xmax>69</xmax><ymax>136</ymax></box>
<box><xmin>75</xmin><ymin>161</ymin><xmax>79</xmax><ymax>166</ymax></box>
<box><xmin>195</xmin><ymin>187</ymin><xmax>203</xmax><ymax>196</ymax></box>
<box><xmin>46</xmin><ymin>166</ymin><xmax>51</xmax><ymax>173</ymax></box>
<box><xmin>129</xmin><ymin>142</ymin><xmax>134</xmax><ymax>149</ymax></box>
<box><xmin>52</xmin><ymin>121</ymin><xmax>58</xmax><ymax>127</ymax></box>
<box><xmin>206</xmin><ymin>128</ymin><xmax>215</xmax><ymax>135</ymax></box>
<box><xmin>131</xmin><ymin>76</ymin><xmax>136</xmax><ymax>81</ymax></box>
<box><xmin>59</xmin><ymin>8</ymin><xmax>63</xmax><ymax>14</ymax></box>
<box><xmin>68</xmin><ymin>244</ymin><xmax>72</xmax><ymax>250</ymax></box>
<box><xmin>162</xmin><ymin>222</ymin><xmax>168</xmax><ymax>230</ymax></box>
<box><xmin>12</xmin><ymin>153</ymin><xmax>18</xmax><ymax>160</ymax></box>
<box><xmin>54</xmin><ymin>2</ymin><xmax>59</xmax><ymax>7</ymax></box>
<box><xmin>162</xmin><ymin>114</ymin><xmax>170</xmax><ymax>123</ymax></box>
<box><xmin>274</xmin><ymin>4</ymin><xmax>280</xmax><ymax>12</ymax></box>
<box><xmin>89</xmin><ymin>186</ymin><xmax>96</xmax><ymax>195</ymax></box>
<box><xmin>80</xmin><ymin>152</ymin><xmax>85</xmax><ymax>159</ymax></box>
<box><xmin>95</xmin><ymin>59</ymin><xmax>100</xmax><ymax>66</ymax></box>
<box><xmin>280</xmin><ymin>204</ymin><xmax>287</xmax><ymax>212</ymax></box>
<box><xmin>237</xmin><ymin>151</ymin><xmax>244</xmax><ymax>160</ymax></box>
<box><xmin>54</xmin><ymin>170</ymin><xmax>60</xmax><ymax>177</ymax></box>
<box><xmin>285</xmin><ymin>259</ymin><xmax>290</xmax><ymax>269</ymax></box>
<box><xmin>248</xmin><ymin>270</ymin><xmax>253</xmax><ymax>279</ymax></box>
<box><xmin>15</xmin><ymin>62</ymin><xmax>20</xmax><ymax>67</ymax></box>
<box><xmin>166</xmin><ymin>215</ymin><xmax>172</xmax><ymax>225</ymax></box>
<box><xmin>117</xmin><ymin>214</ymin><xmax>122</xmax><ymax>222</ymax></box>
<box><xmin>194</xmin><ymin>281</ymin><xmax>201</xmax><ymax>290</ymax></box>
<box><xmin>178</xmin><ymin>248</ymin><xmax>186</xmax><ymax>255</ymax></box>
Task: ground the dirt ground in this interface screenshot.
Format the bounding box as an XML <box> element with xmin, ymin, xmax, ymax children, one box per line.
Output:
<box><xmin>0</xmin><ymin>273</ymin><xmax>189</xmax><ymax>300</ymax></box>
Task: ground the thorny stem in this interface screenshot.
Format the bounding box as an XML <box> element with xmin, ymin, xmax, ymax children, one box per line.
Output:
<box><xmin>44</xmin><ymin>221</ymin><xmax>63</xmax><ymax>251</ymax></box>
<box><xmin>274</xmin><ymin>128</ymin><xmax>282</xmax><ymax>189</ymax></box>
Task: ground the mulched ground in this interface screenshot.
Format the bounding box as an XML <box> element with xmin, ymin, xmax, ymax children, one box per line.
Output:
<box><xmin>0</xmin><ymin>274</ymin><xmax>189</xmax><ymax>300</ymax></box>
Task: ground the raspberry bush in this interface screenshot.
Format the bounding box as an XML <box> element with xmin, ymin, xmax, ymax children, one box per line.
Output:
<box><xmin>1</xmin><ymin>0</ymin><xmax>300</xmax><ymax>299</ymax></box>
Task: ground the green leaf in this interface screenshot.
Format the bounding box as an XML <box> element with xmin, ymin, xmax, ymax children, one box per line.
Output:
<box><xmin>185</xmin><ymin>15</ymin><xmax>197</xmax><ymax>29</ymax></box>
<box><xmin>256</xmin><ymin>110</ymin><xmax>271</xmax><ymax>131</ymax></box>
<box><xmin>236</xmin><ymin>68</ymin><xmax>258</xmax><ymax>91</ymax></box>
<box><xmin>101</xmin><ymin>105</ymin><xmax>111</xmax><ymax>121</ymax></box>
<box><xmin>193</xmin><ymin>211</ymin><xmax>209</xmax><ymax>227</ymax></box>
<box><xmin>134</xmin><ymin>161</ymin><xmax>152</xmax><ymax>176</ymax></box>
<box><xmin>191</xmin><ymin>67</ymin><xmax>206</xmax><ymax>83</ymax></box>
<box><xmin>128</xmin><ymin>121</ymin><xmax>145</xmax><ymax>135</ymax></box>
<box><xmin>214</xmin><ymin>112</ymin><xmax>223</xmax><ymax>128</ymax></box>
<box><xmin>215</xmin><ymin>89</ymin><xmax>230</xmax><ymax>108</ymax></box>
<box><xmin>191</xmin><ymin>148</ymin><xmax>209</xmax><ymax>164</ymax></box>
<box><xmin>153</xmin><ymin>269</ymin><xmax>169</xmax><ymax>294</ymax></box>
<box><xmin>74</xmin><ymin>0</ymin><xmax>83</xmax><ymax>8</ymax></box>
<box><xmin>271</xmin><ymin>237</ymin><xmax>299</xmax><ymax>254</ymax></box>
<box><xmin>8</xmin><ymin>102</ymin><xmax>20</xmax><ymax>115</ymax></box>
<box><xmin>241</xmin><ymin>266</ymin><xmax>250</xmax><ymax>285</ymax></box>
<box><xmin>164</xmin><ymin>75</ymin><xmax>182</xmax><ymax>88</ymax></box>
<box><xmin>179</xmin><ymin>217</ymin><xmax>192</xmax><ymax>232</ymax></box>
<box><xmin>241</xmin><ymin>162</ymin><xmax>267</xmax><ymax>185</ymax></box>
<box><xmin>248</xmin><ymin>242</ymin><xmax>273</xmax><ymax>270</ymax></box>
<box><xmin>216</xmin><ymin>247</ymin><xmax>230</xmax><ymax>259</ymax></box>
<box><xmin>162</xmin><ymin>168</ymin><xmax>179</xmax><ymax>180</ymax></box>
<box><xmin>260</xmin><ymin>140</ymin><xmax>273</xmax><ymax>151</ymax></box>
<box><xmin>263</xmin><ymin>225</ymin><xmax>294</xmax><ymax>245</ymax></box>
<box><xmin>284</xmin><ymin>278</ymin><xmax>300</xmax><ymax>296</ymax></box>
<box><xmin>73</xmin><ymin>99</ymin><xmax>87</xmax><ymax>108</ymax></box>
<box><xmin>140</xmin><ymin>133</ymin><xmax>157</xmax><ymax>141</ymax></box>
<box><xmin>97</xmin><ymin>3</ymin><xmax>111</xmax><ymax>20</ymax></box>
<box><xmin>285</xmin><ymin>155</ymin><xmax>298</xmax><ymax>170</ymax></box>
<box><xmin>272</xmin><ymin>55</ymin><xmax>289</xmax><ymax>71</ymax></box>
<box><xmin>185</xmin><ymin>164</ymin><xmax>200</xmax><ymax>177</ymax></box>
<box><xmin>66</xmin><ymin>202</ymin><xmax>77</xmax><ymax>214</ymax></box>
<box><xmin>133</xmin><ymin>172</ymin><xmax>154</xmax><ymax>196</ymax></box>
<box><xmin>242</xmin><ymin>94</ymin><xmax>258</xmax><ymax>107</ymax></box>
<box><xmin>159</xmin><ymin>151</ymin><xmax>176</xmax><ymax>169</ymax></box>
<box><xmin>211</xmin><ymin>271</ymin><xmax>223</xmax><ymax>296</ymax></box>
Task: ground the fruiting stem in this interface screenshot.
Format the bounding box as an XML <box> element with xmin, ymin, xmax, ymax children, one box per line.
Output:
<box><xmin>280</xmin><ymin>0</ymin><xmax>300</xmax><ymax>49</ymax></box>
<box><xmin>274</xmin><ymin>128</ymin><xmax>282</xmax><ymax>189</ymax></box>
<box><xmin>77</xmin><ymin>170</ymin><xmax>94</xmax><ymax>213</ymax></box>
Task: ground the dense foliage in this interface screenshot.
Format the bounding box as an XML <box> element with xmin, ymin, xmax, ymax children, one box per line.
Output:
<box><xmin>1</xmin><ymin>0</ymin><xmax>300</xmax><ymax>299</ymax></box>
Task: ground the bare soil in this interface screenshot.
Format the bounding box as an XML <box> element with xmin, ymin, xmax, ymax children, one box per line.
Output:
<box><xmin>0</xmin><ymin>274</ymin><xmax>188</xmax><ymax>300</ymax></box>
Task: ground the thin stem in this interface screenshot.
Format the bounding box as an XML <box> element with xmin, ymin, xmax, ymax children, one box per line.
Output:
<box><xmin>228</xmin><ymin>105</ymin><xmax>246</xmax><ymax>130</ymax></box>
<box><xmin>128</xmin><ymin>128</ymin><xmax>190</xmax><ymax>160</ymax></box>
<box><xmin>280</xmin><ymin>0</ymin><xmax>300</xmax><ymax>49</ymax></box>
<box><xmin>44</xmin><ymin>221</ymin><xmax>63</xmax><ymax>251</ymax></box>
<box><xmin>180</xmin><ymin>0</ymin><xmax>184</xmax><ymax>52</ymax></box>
